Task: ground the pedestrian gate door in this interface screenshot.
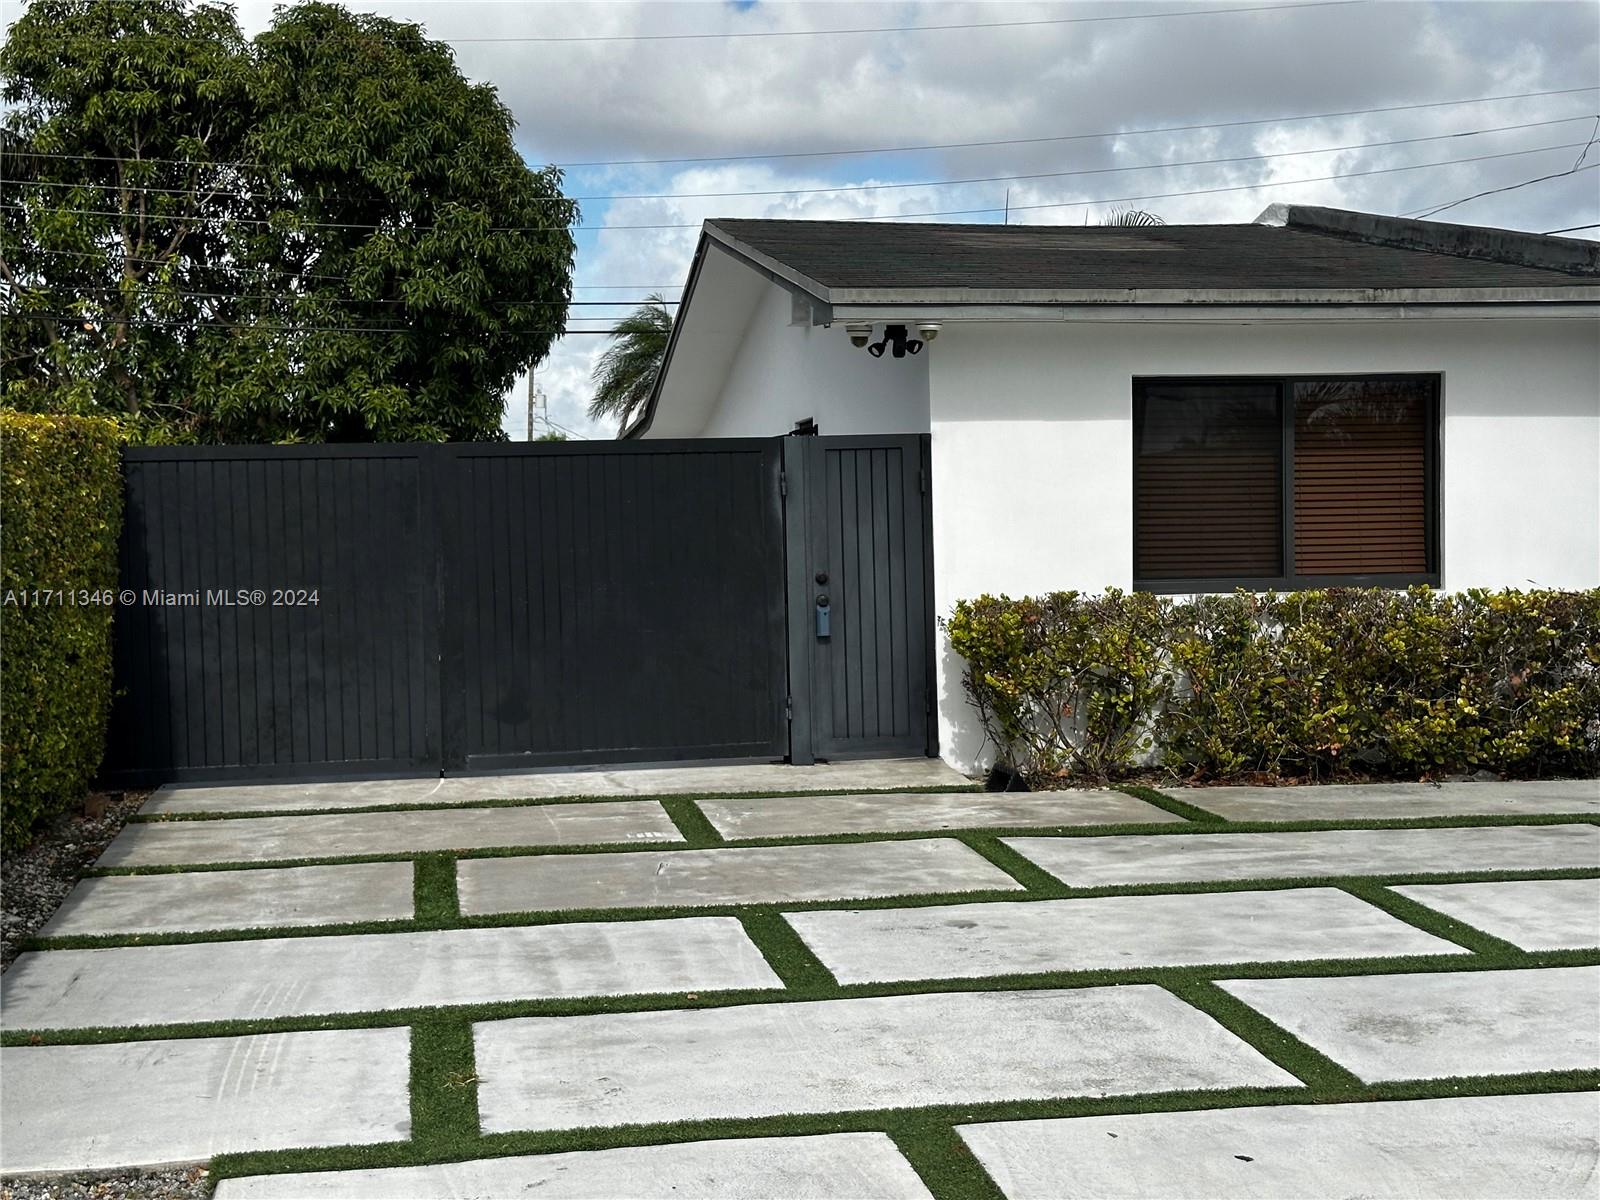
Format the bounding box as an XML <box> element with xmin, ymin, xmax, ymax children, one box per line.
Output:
<box><xmin>107</xmin><ymin>435</ymin><xmax>933</xmax><ymax>783</ymax></box>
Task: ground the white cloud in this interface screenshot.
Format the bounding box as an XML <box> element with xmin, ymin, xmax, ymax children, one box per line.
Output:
<box><xmin>201</xmin><ymin>0</ymin><xmax>1600</xmax><ymax>437</ymax></box>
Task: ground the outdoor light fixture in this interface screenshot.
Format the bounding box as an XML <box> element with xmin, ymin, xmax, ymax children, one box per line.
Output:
<box><xmin>866</xmin><ymin>324</ymin><xmax>924</xmax><ymax>358</ymax></box>
<box><xmin>846</xmin><ymin>322</ymin><xmax>873</xmax><ymax>348</ymax></box>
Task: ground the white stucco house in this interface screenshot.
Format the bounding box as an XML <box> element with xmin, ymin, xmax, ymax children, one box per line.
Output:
<box><xmin>624</xmin><ymin>205</ymin><xmax>1600</xmax><ymax>770</ymax></box>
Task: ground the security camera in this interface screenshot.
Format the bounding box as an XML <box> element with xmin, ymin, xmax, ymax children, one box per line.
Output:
<box><xmin>916</xmin><ymin>322</ymin><xmax>942</xmax><ymax>342</ymax></box>
<box><xmin>846</xmin><ymin>323</ymin><xmax>873</xmax><ymax>349</ymax></box>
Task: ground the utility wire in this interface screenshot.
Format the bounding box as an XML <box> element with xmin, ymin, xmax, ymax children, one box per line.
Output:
<box><xmin>1403</xmin><ymin>161</ymin><xmax>1600</xmax><ymax>220</ymax></box>
<box><xmin>11</xmin><ymin>114</ymin><xmax>1592</xmax><ymax>206</ymax></box>
<box><xmin>6</xmin><ymin>86</ymin><xmax>1594</xmax><ymax>173</ymax></box>
<box><xmin>3</xmin><ymin>246</ymin><xmax>682</xmax><ymax>294</ymax></box>
<box><xmin>11</xmin><ymin>311</ymin><xmax>626</xmax><ymax>335</ymax></box>
<box><xmin>1544</xmin><ymin>222</ymin><xmax>1600</xmax><ymax>234</ymax></box>
<box><xmin>6</xmin><ymin>139</ymin><xmax>1585</xmax><ymax>233</ymax></box>
<box><xmin>552</xmin><ymin>86</ymin><xmax>1600</xmax><ymax>168</ymax></box>
<box><xmin>446</xmin><ymin>1</ymin><xmax>1365</xmax><ymax>42</ymax></box>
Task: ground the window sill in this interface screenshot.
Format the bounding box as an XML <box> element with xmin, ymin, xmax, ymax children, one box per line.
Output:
<box><xmin>1135</xmin><ymin>574</ymin><xmax>1441</xmax><ymax>595</ymax></box>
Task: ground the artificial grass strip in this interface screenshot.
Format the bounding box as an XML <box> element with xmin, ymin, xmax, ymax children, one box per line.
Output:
<box><xmin>1115</xmin><ymin>783</ymin><xmax>1228</xmax><ymax>825</ymax></box>
<box><xmin>738</xmin><ymin>910</ymin><xmax>838</xmax><ymax>990</ymax></box>
<box><xmin>13</xmin><ymin>949</ymin><xmax>1595</xmax><ymax>1047</ymax></box>
<box><xmin>957</xmin><ymin>835</ymin><xmax>1072</xmax><ymax>895</ymax></box>
<box><xmin>1336</xmin><ymin>879</ymin><xmax>1528</xmax><ymax>958</ymax></box>
<box><xmin>659</xmin><ymin>796</ymin><xmax>725</xmax><ymax>846</ymax></box>
<box><xmin>1165</xmin><ymin>978</ymin><xmax>1364</xmax><ymax>1093</ymax></box>
<box><xmin>25</xmin><ymin>865</ymin><xmax>1597</xmax><ymax>955</ymax></box>
<box><xmin>413</xmin><ymin>854</ymin><xmax>461</xmax><ymax>927</ymax></box>
<box><xmin>410</xmin><ymin>1018</ymin><xmax>481</xmax><ymax>1151</ymax></box>
<box><xmin>90</xmin><ymin>812</ymin><xmax>1600</xmax><ymax>879</ymax></box>
<box><xmin>887</xmin><ymin>1120</ymin><xmax>1007</xmax><ymax>1200</ymax></box>
<box><xmin>131</xmin><ymin>783</ymin><xmax>984</xmax><ymax>823</ymax></box>
<box><xmin>204</xmin><ymin>1069</ymin><xmax>1600</xmax><ymax>1187</ymax></box>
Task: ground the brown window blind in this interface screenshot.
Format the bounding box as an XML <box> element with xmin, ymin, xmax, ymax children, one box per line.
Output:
<box><xmin>1135</xmin><ymin>383</ymin><xmax>1282</xmax><ymax>580</ymax></box>
<box><xmin>1292</xmin><ymin>380</ymin><xmax>1429</xmax><ymax>575</ymax></box>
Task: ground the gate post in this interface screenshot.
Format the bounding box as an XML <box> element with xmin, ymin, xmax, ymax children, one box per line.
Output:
<box><xmin>781</xmin><ymin>435</ymin><xmax>815</xmax><ymax>765</ymax></box>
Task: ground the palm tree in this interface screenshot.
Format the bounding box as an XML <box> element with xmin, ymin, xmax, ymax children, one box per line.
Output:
<box><xmin>1093</xmin><ymin>208</ymin><xmax>1165</xmax><ymax>226</ymax></box>
<box><xmin>588</xmin><ymin>293</ymin><xmax>673</xmax><ymax>428</ymax></box>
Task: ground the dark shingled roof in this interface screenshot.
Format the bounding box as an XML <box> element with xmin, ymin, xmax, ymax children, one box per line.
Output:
<box><xmin>704</xmin><ymin>218</ymin><xmax>1598</xmax><ymax>292</ymax></box>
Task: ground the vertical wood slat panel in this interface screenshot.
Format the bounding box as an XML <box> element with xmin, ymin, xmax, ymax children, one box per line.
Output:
<box><xmin>804</xmin><ymin>438</ymin><xmax>931</xmax><ymax>758</ymax></box>
<box><xmin>109</xmin><ymin>450</ymin><xmax>434</xmax><ymax>781</ymax></box>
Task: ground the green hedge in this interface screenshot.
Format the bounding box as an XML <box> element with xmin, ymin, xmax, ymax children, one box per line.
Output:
<box><xmin>946</xmin><ymin>588</ymin><xmax>1600</xmax><ymax>785</ymax></box>
<box><xmin>1</xmin><ymin>412</ymin><xmax>124</xmax><ymax>851</ymax></box>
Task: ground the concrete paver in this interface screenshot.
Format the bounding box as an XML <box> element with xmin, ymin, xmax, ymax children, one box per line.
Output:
<box><xmin>785</xmin><ymin>888</ymin><xmax>1465</xmax><ymax>984</ymax></box>
<box><xmin>1218</xmin><ymin>966</ymin><xmax>1600</xmax><ymax>1082</ymax></box>
<box><xmin>956</xmin><ymin>1092</ymin><xmax>1600</xmax><ymax>1199</ymax></box>
<box><xmin>0</xmin><ymin>918</ymin><xmax>779</xmax><ymax>1030</ymax></box>
<box><xmin>143</xmin><ymin>759</ymin><xmax>970</xmax><ymax>815</ymax></box>
<box><xmin>1177</xmin><ymin>778</ymin><xmax>1599</xmax><ymax>822</ymax></box>
<box><xmin>1002</xmin><ymin>823</ymin><xmax>1600</xmax><ymax>887</ymax></box>
<box><xmin>98</xmin><ymin>801</ymin><xmax>681</xmax><ymax>868</ymax></box>
<box><xmin>457</xmin><ymin>838</ymin><xmax>1022</xmax><ymax>914</ymax></box>
<box><xmin>473</xmin><ymin>987</ymin><xmax>1299</xmax><ymax>1133</ymax></box>
<box><xmin>1391</xmin><ymin>878</ymin><xmax>1600</xmax><ymax>951</ymax></box>
<box><xmin>37</xmin><ymin>862</ymin><xmax>414</xmax><ymax>937</ymax></box>
<box><xmin>0</xmin><ymin>1028</ymin><xmax>409</xmax><ymax>1173</ymax></box>
<box><xmin>214</xmin><ymin>1133</ymin><xmax>933</xmax><ymax>1199</ymax></box>
<box><xmin>696</xmin><ymin>790</ymin><xmax>1182</xmax><ymax>839</ymax></box>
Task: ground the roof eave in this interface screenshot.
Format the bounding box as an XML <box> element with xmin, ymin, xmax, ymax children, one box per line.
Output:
<box><xmin>822</xmin><ymin>285</ymin><xmax>1600</xmax><ymax>305</ymax></box>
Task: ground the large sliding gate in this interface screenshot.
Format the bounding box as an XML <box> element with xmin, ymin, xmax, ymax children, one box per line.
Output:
<box><xmin>106</xmin><ymin>435</ymin><xmax>932</xmax><ymax>784</ymax></box>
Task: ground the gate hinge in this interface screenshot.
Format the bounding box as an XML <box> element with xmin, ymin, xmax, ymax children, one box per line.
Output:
<box><xmin>779</xmin><ymin>470</ymin><xmax>787</xmax><ymax>497</ymax></box>
<box><xmin>785</xmin><ymin>696</ymin><xmax>793</xmax><ymax>721</ymax></box>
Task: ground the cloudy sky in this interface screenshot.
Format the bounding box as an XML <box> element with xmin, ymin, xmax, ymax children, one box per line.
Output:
<box><xmin>226</xmin><ymin>0</ymin><xmax>1599</xmax><ymax>438</ymax></box>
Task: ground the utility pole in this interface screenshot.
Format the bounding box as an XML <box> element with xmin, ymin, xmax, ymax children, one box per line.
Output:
<box><xmin>526</xmin><ymin>371</ymin><xmax>536</xmax><ymax>440</ymax></box>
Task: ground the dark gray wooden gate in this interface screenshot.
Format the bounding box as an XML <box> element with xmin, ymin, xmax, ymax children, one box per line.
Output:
<box><xmin>106</xmin><ymin>435</ymin><xmax>931</xmax><ymax>784</ymax></box>
<box><xmin>783</xmin><ymin>435</ymin><xmax>935</xmax><ymax>764</ymax></box>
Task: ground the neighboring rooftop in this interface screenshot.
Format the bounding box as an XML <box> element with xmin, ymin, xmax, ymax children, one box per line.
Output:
<box><xmin>703</xmin><ymin>206</ymin><xmax>1600</xmax><ymax>299</ymax></box>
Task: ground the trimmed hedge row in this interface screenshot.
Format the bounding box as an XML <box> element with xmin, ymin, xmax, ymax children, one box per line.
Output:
<box><xmin>946</xmin><ymin>588</ymin><xmax>1600</xmax><ymax>784</ymax></box>
<box><xmin>1</xmin><ymin>412</ymin><xmax>124</xmax><ymax>851</ymax></box>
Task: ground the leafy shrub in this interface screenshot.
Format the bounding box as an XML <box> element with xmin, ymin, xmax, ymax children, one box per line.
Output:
<box><xmin>947</xmin><ymin>588</ymin><xmax>1600</xmax><ymax>784</ymax></box>
<box><xmin>1</xmin><ymin>412</ymin><xmax>124</xmax><ymax>851</ymax></box>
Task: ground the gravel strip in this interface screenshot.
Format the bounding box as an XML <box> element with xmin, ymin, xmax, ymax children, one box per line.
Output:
<box><xmin>1</xmin><ymin>1166</ymin><xmax>208</xmax><ymax>1200</ymax></box>
<box><xmin>2</xmin><ymin>791</ymin><xmax>149</xmax><ymax>972</ymax></box>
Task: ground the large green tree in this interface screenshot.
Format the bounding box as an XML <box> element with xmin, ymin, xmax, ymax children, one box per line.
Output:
<box><xmin>1</xmin><ymin>0</ymin><xmax>577</xmax><ymax>442</ymax></box>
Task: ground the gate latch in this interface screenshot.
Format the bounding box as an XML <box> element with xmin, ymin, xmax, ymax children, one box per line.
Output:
<box><xmin>815</xmin><ymin>594</ymin><xmax>831</xmax><ymax>639</ymax></box>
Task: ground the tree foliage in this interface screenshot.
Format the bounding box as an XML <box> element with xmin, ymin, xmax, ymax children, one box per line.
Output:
<box><xmin>588</xmin><ymin>293</ymin><xmax>673</xmax><ymax>430</ymax></box>
<box><xmin>1</xmin><ymin>0</ymin><xmax>577</xmax><ymax>442</ymax></box>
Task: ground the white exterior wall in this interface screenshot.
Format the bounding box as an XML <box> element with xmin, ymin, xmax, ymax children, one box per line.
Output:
<box><xmin>928</xmin><ymin>315</ymin><xmax>1600</xmax><ymax>773</ymax></box>
<box><xmin>699</xmin><ymin>282</ymin><xmax>930</xmax><ymax>437</ymax></box>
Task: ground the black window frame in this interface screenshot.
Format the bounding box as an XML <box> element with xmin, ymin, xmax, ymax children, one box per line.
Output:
<box><xmin>1133</xmin><ymin>373</ymin><xmax>1441</xmax><ymax>594</ymax></box>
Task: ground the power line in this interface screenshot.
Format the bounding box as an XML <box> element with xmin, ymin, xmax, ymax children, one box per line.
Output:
<box><xmin>1402</xmin><ymin>161</ymin><xmax>1600</xmax><ymax>220</ymax></box>
<box><xmin>5</xmin><ymin>245</ymin><xmax>685</xmax><ymax>296</ymax></box>
<box><xmin>446</xmin><ymin>1</ymin><xmax>1365</xmax><ymax>43</ymax></box>
<box><xmin>11</xmin><ymin>311</ymin><xmax>627</xmax><ymax>335</ymax></box>
<box><xmin>1544</xmin><ymin>222</ymin><xmax>1600</xmax><ymax>234</ymax></box>
<box><xmin>7</xmin><ymin>139</ymin><xmax>1586</xmax><ymax>233</ymax></box>
<box><xmin>6</xmin><ymin>86</ymin><xmax>1594</xmax><ymax>173</ymax></box>
<box><xmin>13</xmin><ymin>115</ymin><xmax>1592</xmax><ymax>206</ymax></box>
<box><xmin>551</xmin><ymin>86</ymin><xmax>1600</xmax><ymax>168</ymax></box>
